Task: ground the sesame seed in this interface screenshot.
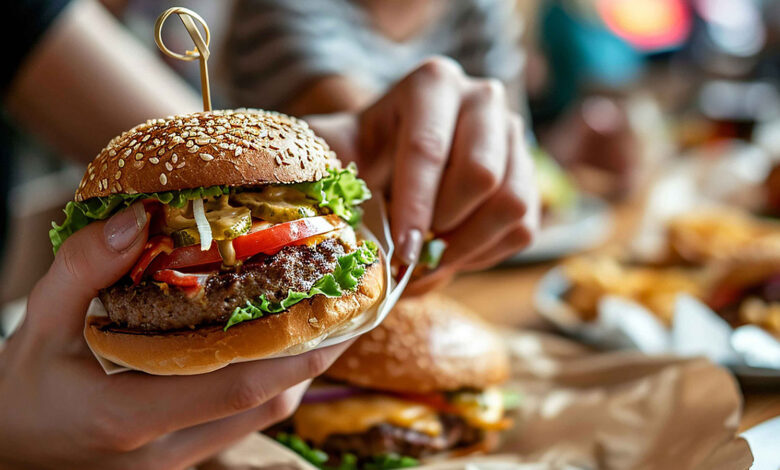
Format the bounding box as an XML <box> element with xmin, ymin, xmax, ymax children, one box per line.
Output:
<box><xmin>89</xmin><ymin>174</ymin><xmax>95</xmax><ymax>181</ymax></box>
<box><xmin>160</xmin><ymin>174</ymin><xmax>168</xmax><ymax>185</ymax></box>
<box><xmin>108</xmin><ymin>149</ymin><xmax>117</xmax><ymax>157</ymax></box>
<box><xmin>235</xmin><ymin>147</ymin><xmax>243</xmax><ymax>156</ymax></box>
<box><xmin>176</xmin><ymin>162</ymin><xmax>186</xmax><ymax>169</ymax></box>
<box><xmin>172</xmin><ymin>153</ymin><xmax>178</xmax><ymax>163</ymax></box>
<box><xmin>141</xmin><ymin>135</ymin><xmax>150</xmax><ymax>142</ymax></box>
<box><xmin>118</xmin><ymin>159</ymin><xmax>125</xmax><ymax>168</ymax></box>
<box><xmin>157</xmin><ymin>148</ymin><xmax>165</xmax><ymax>156</ymax></box>
<box><xmin>149</xmin><ymin>157</ymin><xmax>159</xmax><ymax>164</ymax></box>
<box><xmin>101</xmin><ymin>163</ymin><xmax>108</xmax><ymax>171</ymax></box>
<box><xmin>115</xmin><ymin>171</ymin><xmax>121</xmax><ymax>180</ymax></box>
<box><xmin>102</xmin><ymin>178</ymin><xmax>108</xmax><ymax>189</ymax></box>
<box><xmin>199</xmin><ymin>153</ymin><xmax>214</xmax><ymax>161</ymax></box>
<box><xmin>165</xmin><ymin>162</ymin><xmax>173</xmax><ymax>171</ymax></box>
<box><xmin>135</xmin><ymin>153</ymin><xmax>144</xmax><ymax>160</ymax></box>
<box><xmin>123</xmin><ymin>148</ymin><xmax>132</xmax><ymax>157</ymax></box>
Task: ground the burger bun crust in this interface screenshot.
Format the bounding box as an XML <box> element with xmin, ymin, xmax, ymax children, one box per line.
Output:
<box><xmin>75</xmin><ymin>109</ymin><xmax>336</xmax><ymax>202</ymax></box>
<box><xmin>325</xmin><ymin>293</ymin><xmax>510</xmax><ymax>393</ymax></box>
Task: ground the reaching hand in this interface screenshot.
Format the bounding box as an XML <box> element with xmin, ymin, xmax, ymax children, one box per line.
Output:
<box><xmin>309</xmin><ymin>57</ymin><xmax>539</xmax><ymax>292</ymax></box>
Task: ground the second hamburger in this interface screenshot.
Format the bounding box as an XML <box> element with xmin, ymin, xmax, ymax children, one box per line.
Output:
<box><xmin>273</xmin><ymin>294</ymin><xmax>517</xmax><ymax>467</ymax></box>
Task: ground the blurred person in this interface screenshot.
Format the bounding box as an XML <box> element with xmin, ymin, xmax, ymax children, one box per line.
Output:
<box><xmin>225</xmin><ymin>0</ymin><xmax>525</xmax><ymax>115</ymax></box>
<box><xmin>1</xmin><ymin>1</ymin><xmax>538</xmax><ymax>467</ymax></box>
<box><xmin>225</xmin><ymin>0</ymin><xmax>642</xmax><ymax>200</ymax></box>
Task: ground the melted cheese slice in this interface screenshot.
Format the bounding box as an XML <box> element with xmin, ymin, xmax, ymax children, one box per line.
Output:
<box><xmin>450</xmin><ymin>387</ymin><xmax>510</xmax><ymax>430</ymax></box>
<box><xmin>293</xmin><ymin>395</ymin><xmax>441</xmax><ymax>445</ymax></box>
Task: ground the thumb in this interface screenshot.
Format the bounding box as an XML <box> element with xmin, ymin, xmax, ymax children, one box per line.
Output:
<box><xmin>28</xmin><ymin>203</ymin><xmax>148</xmax><ymax>337</ymax></box>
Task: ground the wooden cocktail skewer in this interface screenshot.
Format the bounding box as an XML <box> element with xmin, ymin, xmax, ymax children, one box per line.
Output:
<box><xmin>154</xmin><ymin>7</ymin><xmax>212</xmax><ymax>111</ymax></box>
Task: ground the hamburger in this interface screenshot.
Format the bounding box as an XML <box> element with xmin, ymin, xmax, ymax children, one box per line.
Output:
<box><xmin>271</xmin><ymin>294</ymin><xmax>517</xmax><ymax>467</ymax></box>
<box><xmin>50</xmin><ymin>109</ymin><xmax>384</xmax><ymax>375</ymax></box>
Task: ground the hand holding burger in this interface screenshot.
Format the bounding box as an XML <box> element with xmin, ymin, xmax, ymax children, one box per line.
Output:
<box><xmin>0</xmin><ymin>206</ymin><xmax>355</xmax><ymax>469</ymax></box>
<box><xmin>51</xmin><ymin>110</ymin><xmax>384</xmax><ymax>375</ymax></box>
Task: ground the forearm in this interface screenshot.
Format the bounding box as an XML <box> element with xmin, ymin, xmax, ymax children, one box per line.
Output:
<box><xmin>4</xmin><ymin>0</ymin><xmax>201</xmax><ymax>163</ymax></box>
<box><xmin>284</xmin><ymin>75</ymin><xmax>374</xmax><ymax>116</ymax></box>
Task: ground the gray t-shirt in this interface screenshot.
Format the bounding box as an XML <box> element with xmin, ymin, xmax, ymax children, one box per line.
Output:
<box><xmin>225</xmin><ymin>0</ymin><xmax>523</xmax><ymax>111</ymax></box>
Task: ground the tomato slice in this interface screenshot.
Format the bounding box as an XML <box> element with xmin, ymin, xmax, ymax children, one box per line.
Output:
<box><xmin>148</xmin><ymin>215</ymin><xmax>344</xmax><ymax>272</ymax></box>
<box><xmin>152</xmin><ymin>269</ymin><xmax>210</xmax><ymax>287</ymax></box>
<box><xmin>129</xmin><ymin>235</ymin><xmax>174</xmax><ymax>284</ymax></box>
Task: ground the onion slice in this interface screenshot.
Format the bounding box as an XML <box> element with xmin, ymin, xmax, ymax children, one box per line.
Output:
<box><xmin>192</xmin><ymin>198</ymin><xmax>212</xmax><ymax>251</ymax></box>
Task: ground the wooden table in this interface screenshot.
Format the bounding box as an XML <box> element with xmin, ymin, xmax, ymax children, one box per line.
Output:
<box><xmin>442</xmin><ymin>199</ymin><xmax>780</xmax><ymax>433</ymax></box>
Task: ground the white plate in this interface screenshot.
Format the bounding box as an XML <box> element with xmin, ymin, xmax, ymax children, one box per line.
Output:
<box><xmin>508</xmin><ymin>195</ymin><xmax>612</xmax><ymax>263</ymax></box>
<box><xmin>534</xmin><ymin>267</ymin><xmax>780</xmax><ymax>387</ymax></box>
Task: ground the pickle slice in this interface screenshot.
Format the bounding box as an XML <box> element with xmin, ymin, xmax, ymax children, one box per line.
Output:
<box><xmin>170</xmin><ymin>207</ymin><xmax>252</xmax><ymax>247</ymax></box>
<box><xmin>231</xmin><ymin>188</ymin><xmax>318</xmax><ymax>223</ymax></box>
<box><xmin>208</xmin><ymin>207</ymin><xmax>252</xmax><ymax>240</ymax></box>
<box><xmin>171</xmin><ymin>228</ymin><xmax>200</xmax><ymax>247</ymax></box>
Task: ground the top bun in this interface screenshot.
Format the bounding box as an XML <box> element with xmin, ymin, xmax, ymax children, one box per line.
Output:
<box><xmin>75</xmin><ymin>109</ymin><xmax>337</xmax><ymax>202</ymax></box>
<box><xmin>325</xmin><ymin>294</ymin><xmax>510</xmax><ymax>393</ymax></box>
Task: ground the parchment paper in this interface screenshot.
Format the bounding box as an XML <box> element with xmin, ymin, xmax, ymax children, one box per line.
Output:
<box><xmin>196</xmin><ymin>330</ymin><xmax>755</xmax><ymax>470</ymax></box>
<box><xmin>85</xmin><ymin>197</ymin><xmax>413</xmax><ymax>375</ymax></box>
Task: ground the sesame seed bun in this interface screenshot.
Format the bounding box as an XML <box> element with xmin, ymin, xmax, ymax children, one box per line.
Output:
<box><xmin>85</xmin><ymin>262</ymin><xmax>384</xmax><ymax>375</ymax></box>
<box><xmin>75</xmin><ymin>109</ymin><xmax>336</xmax><ymax>202</ymax></box>
<box><xmin>325</xmin><ymin>294</ymin><xmax>510</xmax><ymax>393</ymax></box>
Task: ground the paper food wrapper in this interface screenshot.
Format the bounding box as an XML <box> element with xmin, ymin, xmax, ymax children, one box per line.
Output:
<box><xmin>196</xmin><ymin>330</ymin><xmax>754</xmax><ymax>470</ymax></box>
<box><xmin>535</xmin><ymin>267</ymin><xmax>780</xmax><ymax>373</ymax></box>
<box><xmin>85</xmin><ymin>197</ymin><xmax>413</xmax><ymax>375</ymax></box>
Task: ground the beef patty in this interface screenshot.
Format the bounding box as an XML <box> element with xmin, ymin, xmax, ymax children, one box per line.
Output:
<box><xmin>319</xmin><ymin>415</ymin><xmax>483</xmax><ymax>460</ymax></box>
<box><xmin>100</xmin><ymin>239</ymin><xmax>348</xmax><ymax>331</ymax></box>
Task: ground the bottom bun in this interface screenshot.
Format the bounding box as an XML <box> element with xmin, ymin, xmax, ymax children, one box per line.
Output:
<box><xmin>85</xmin><ymin>262</ymin><xmax>384</xmax><ymax>375</ymax></box>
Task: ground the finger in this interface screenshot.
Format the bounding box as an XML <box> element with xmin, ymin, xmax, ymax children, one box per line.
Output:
<box><xmin>149</xmin><ymin>381</ymin><xmax>312</xmax><ymax>470</ymax></box>
<box><xmin>389</xmin><ymin>57</ymin><xmax>463</xmax><ymax>265</ymax></box>
<box><xmin>403</xmin><ymin>266</ymin><xmax>457</xmax><ymax>297</ymax></box>
<box><xmin>108</xmin><ymin>381</ymin><xmax>311</xmax><ymax>470</ymax></box>
<box><xmin>27</xmin><ymin>203</ymin><xmax>148</xmax><ymax>337</ymax></box>
<box><xmin>439</xmin><ymin>113</ymin><xmax>539</xmax><ymax>270</ymax></box>
<box><xmin>99</xmin><ymin>341</ymin><xmax>353</xmax><ymax>450</ymax></box>
<box><xmin>432</xmin><ymin>79</ymin><xmax>508</xmax><ymax>233</ymax></box>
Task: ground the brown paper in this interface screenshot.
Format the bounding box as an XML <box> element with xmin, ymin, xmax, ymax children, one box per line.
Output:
<box><xmin>197</xmin><ymin>330</ymin><xmax>753</xmax><ymax>470</ymax></box>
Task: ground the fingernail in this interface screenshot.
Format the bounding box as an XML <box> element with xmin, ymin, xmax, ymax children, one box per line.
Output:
<box><xmin>399</xmin><ymin>229</ymin><xmax>423</xmax><ymax>265</ymax></box>
<box><xmin>104</xmin><ymin>203</ymin><xmax>147</xmax><ymax>252</ymax></box>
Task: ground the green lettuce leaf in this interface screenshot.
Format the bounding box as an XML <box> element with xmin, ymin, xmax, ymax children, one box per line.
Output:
<box><xmin>225</xmin><ymin>241</ymin><xmax>378</xmax><ymax>330</ymax></box>
<box><xmin>48</xmin><ymin>186</ymin><xmax>230</xmax><ymax>254</ymax></box>
<box><xmin>275</xmin><ymin>433</ymin><xmax>418</xmax><ymax>470</ymax></box>
<box><xmin>502</xmin><ymin>389</ymin><xmax>523</xmax><ymax>410</ymax></box>
<box><xmin>293</xmin><ymin>163</ymin><xmax>371</xmax><ymax>226</ymax></box>
<box><xmin>49</xmin><ymin>164</ymin><xmax>371</xmax><ymax>253</ymax></box>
